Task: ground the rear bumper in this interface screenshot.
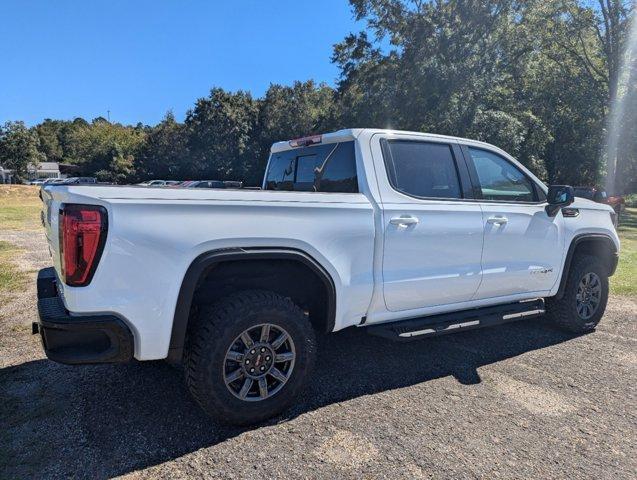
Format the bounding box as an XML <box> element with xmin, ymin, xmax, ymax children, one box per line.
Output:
<box><xmin>34</xmin><ymin>267</ymin><xmax>133</xmax><ymax>364</ymax></box>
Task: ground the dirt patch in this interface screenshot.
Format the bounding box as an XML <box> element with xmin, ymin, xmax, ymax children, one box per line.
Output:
<box><xmin>313</xmin><ymin>429</ymin><xmax>380</xmax><ymax>469</ymax></box>
<box><xmin>488</xmin><ymin>372</ymin><xmax>578</xmax><ymax>416</ymax></box>
<box><xmin>0</xmin><ymin>230</ymin><xmax>50</xmax><ymax>368</ymax></box>
<box><xmin>615</xmin><ymin>351</ymin><xmax>637</xmax><ymax>367</ymax></box>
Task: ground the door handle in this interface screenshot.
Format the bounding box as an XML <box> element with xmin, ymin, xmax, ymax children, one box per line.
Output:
<box><xmin>390</xmin><ymin>215</ymin><xmax>419</xmax><ymax>226</ymax></box>
<box><xmin>487</xmin><ymin>216</ymin><xmax>508</xmax><ymax>225</ymax></box>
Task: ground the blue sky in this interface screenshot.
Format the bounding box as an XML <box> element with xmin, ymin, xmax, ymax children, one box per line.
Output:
<box><xmin>0</xmin><ymin>0</ymin><xmax>364</xmax><ymax>126</ymax></box>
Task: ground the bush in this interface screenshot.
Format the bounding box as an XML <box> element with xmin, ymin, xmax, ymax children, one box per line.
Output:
<box><xmin>624</xmin><ymin>193</ymin><xmax>637</xmax><ymax>208</ymax></box>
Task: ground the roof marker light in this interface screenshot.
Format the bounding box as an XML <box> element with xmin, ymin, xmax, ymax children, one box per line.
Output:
<box><xmin>289</xmin><ymin>135</ymin><xmax>322</xmax><ymax>148</ymax></box>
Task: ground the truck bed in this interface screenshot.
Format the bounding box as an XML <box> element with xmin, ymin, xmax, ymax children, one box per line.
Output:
<box><xmin>40</xmin><ymin>184</ymin><xmax>377</xmax><ymax>360</ymax></box>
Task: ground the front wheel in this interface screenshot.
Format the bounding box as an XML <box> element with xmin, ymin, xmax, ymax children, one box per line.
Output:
<box><xmin>184</xmin><ymin>290</ymin><xmax>316</xmax><ymax>425</ymax></box>
<box><xmin>546</xmin><ymin>254</ymin><xmax>609</xmax><ymax>333</ymax></box>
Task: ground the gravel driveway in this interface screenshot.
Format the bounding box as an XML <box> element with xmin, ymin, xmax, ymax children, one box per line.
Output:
<box><xmin>1</xmin><ymin>230</ymin><xmax>635</xmax><ymax>479</ymax></box>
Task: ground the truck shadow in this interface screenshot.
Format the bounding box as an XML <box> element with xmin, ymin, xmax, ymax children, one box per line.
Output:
<box><xmin>1</xmin><ymin>316</ymin><xmax>579</xmax><ymax>479</ymax></box>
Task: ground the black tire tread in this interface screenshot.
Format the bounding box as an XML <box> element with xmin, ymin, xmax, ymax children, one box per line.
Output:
<box><xmin>184</xmin><ymin>289</ymin><xmax>316</xmax><ymax>425</ymax></box>
<box><xmin>546</xmin><ymin>254</ymin><xmax>608</xmax><ymax>333</ymax></box>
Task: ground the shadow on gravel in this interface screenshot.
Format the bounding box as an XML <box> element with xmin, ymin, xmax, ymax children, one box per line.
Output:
<box><xmin>1</xmin><ymin>316</ymin><xmax>579</xmax><ymax>479</ymax></box>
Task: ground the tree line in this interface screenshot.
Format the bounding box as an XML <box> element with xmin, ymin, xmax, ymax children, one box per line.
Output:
<box><xmin>1</xmin><ymin>0</ymin><xmax>635</xmax><ymax>192</ymax></box>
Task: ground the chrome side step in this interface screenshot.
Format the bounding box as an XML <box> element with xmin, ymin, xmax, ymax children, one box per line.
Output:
<box><xmin>399</xmin><ymin>319</ymin><xmax>481</xmax><ymax>338</ymax></box>
<box><xmin>367</xmin><ymin>299</ymin><xmax>545</xmax><ymax>341</ymax></box>
<box><xmin>502</xmin><ymin>308</ymin><xmax>545</xmax><ymax>320</ymax></box>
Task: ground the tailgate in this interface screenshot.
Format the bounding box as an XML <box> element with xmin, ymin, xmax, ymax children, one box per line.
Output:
<box><xmin>40</xmin><ymin>186</ymin><xmax>62</xmax><ymax>276</ymax></box>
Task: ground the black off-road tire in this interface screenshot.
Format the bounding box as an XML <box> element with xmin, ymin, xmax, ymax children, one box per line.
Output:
<box><xmin>546</xmin><ymin>254</ymin><xmax>609</xmax><ymax>333</ymax></box>
<box><xmin>184</xmin><ymin>290</ymin><xmax>316</xmax><ymax>425</ymax></box>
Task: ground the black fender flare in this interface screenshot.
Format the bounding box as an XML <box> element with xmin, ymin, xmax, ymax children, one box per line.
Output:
<box><xmin>555</xmin><ymin>233</ymin><xmax>618</xmax><ymax>300</ymax></box>
<box><xmin>167</xmin><ymin>247</ymin><xmax>336</xmax><ymax>363</ymax></box>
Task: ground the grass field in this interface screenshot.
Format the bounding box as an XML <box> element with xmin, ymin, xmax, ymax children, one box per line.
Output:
<box><xmin>0</xmin><ymin>186</ymin><xmax>39</xmax><ymax>294</ymax></box>
<box><xmin>0</xmin><ymin>240</ymin><xmax>27</xmax><ymax>294</ymax></box>
<box><xmin>0</xmin><ymin>185</ymin><xmax>41</xmax><ymax>230</ymax></box>
<box><xmin>613</xmin><ymin>207</ymin><xmax>637</xmax><ymax>296</ymax></box>
<box><xmin>0</xmin><ymin>185</ymin><xmax>635</xmax><ymax>296</ymax></box>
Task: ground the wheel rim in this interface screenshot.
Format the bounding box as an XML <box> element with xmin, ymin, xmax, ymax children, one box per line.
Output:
<box><xmin>576</xmin><ymin>272</ymin><xmax>602</xmax><ymax>320</ymax></box>
<box><xmin>223</xmin><ymin>323</ymin><xmax>296</xmax><ymax>402</ymax></box>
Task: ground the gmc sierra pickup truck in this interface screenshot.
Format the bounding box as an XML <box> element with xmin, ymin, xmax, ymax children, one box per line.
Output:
<box><xmin>36</xmin><ymin>129</ymin><xmax>620</xmax><ymax>424</ymax></box>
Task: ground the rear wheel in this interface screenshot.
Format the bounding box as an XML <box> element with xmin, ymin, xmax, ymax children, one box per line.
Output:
<box><xmin>184</xmin><ymin>290</ymin><xmax>316</xmax><ymax>425</ymax></box>
<box><xmin>546</xmin><ymin>254</ymin><xmax>609</xmax><ymax>333</ymax></box>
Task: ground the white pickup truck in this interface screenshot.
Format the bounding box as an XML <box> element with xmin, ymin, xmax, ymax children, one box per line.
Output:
<box><xmin>36</xmin><ymin>129</ymin><xmax>620</xmax><ymax>424</ymax></box>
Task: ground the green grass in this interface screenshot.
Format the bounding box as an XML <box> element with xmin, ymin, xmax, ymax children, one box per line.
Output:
<box><xmin>611</xmin><ymin>207</ymin><xmax>637</xmax><ymax>297</ymax></box>
<box><xmin>0</xmin><ymin>241</ymin><xmax>28</xmax><ymax>293</ymax></box>
<box><xmin>0</xmin><ymin>185</ymin><xmax>42</xmax><ymax>231</ymax></box>
<box><xmin>0</xmin><ymin>187</ymin><xmax>40</xmax><ymax>293</ymax></box>
<box><xmin>0</xmin><ymin>204</ymin><xmax>42</xmax><ymax>230</ymax></box>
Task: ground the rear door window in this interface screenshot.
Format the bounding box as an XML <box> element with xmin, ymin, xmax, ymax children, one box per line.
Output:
<box><xmin>381</xmin><ymin>140</ymin><xmax>462</xmax><ymax>199</ymax></box>
<box><xmin>264</xmin><ymin>141</ymin><xmax>358</xmax><ymax>193</ymax></box>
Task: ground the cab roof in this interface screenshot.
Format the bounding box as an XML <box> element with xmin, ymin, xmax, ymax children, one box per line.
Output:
<box><xmin>270</xmin><ymin>128</ymin><xmax>504</xmax><ymax>154</ymax></box>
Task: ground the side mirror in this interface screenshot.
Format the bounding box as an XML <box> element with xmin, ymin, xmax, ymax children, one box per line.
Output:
<box><xmin>546</xmin><ymin>185</ymin><xmax>574</xmax><ymax>217</ymax></box>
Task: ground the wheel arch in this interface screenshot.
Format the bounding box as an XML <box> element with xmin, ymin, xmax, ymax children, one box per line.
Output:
<box><xmin>167</xmin><ymin>247</ymin><xmax>336</xmax><ymax>363</ymax></box>
<box><xmin>555</xmin><ymin>233</ymin><xmax>619</xmax><ymax>300</ymax></box>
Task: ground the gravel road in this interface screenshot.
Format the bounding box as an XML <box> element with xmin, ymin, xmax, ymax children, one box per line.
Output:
<box><xmin>1</xmin><ymin>230</ymin><xmax>635</xmax><ymax>479</ymax></box>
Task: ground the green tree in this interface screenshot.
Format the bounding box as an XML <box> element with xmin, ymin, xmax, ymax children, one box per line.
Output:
<box><xmin>0</xmin><ymin>121</ymin><xmax>42</xmax><ymax>181</ymax></box>
<box><xmin>333</xmin><ymin>0</ymin><xmax>553</xmax><ymax>176</ymax></box>
<box><xmin>253</xmin><ymin>81</ymin><xmax>340</xmax><ymax>183</ymax></box>
<box><xmin>185</xmin><ymin>88</ymin><xmax>259</xmax><ymax>182</ymax></box>
<box><xmin>135</xmin><ymin>111</ymin><xmax>189</xmax><ymax>180</ymax></box>
<box><xmin>34</xmin><ymin>119</ymin><xmax>65</xmax><ymax>163</ymax></box>
<box><xmin>64</xmin><ymin>119</ymin><xmax>146</xmax><ymax>182</ymax></box>
<box><xmin>334</xmin><ymin>1</ymin><xmax>514</xmax><ymax>129</ymax></box>
<box><xmin>500</xmin><ymin>0</ymin><xmax>608</xmax><ymax>185</ymax></box>
<box><xmin>333</xmin><ymin>0</ymin><xmax>635</xmax><ymax>185</ymax></box>
<box><xmin>95</xmin><ymin>147</ymin><xmax>135</xmax><ymax>184</ymax></box>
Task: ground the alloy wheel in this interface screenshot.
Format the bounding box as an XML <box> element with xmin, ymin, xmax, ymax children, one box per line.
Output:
<box><xmin>223</xmin><ymin>323</ymin><xmax>296</xmax><ymax>402</ymax></box>
<box><xmin>576</xmin><ymin>272</ymin><xmax>602</xmax><ymax>320</ymax></box>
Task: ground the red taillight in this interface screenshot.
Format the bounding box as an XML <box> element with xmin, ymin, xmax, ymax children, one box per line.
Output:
<box><xmin>59</xmin><ymin>204</ymin><xmax>108</xmax><ymax>287</ymax></box>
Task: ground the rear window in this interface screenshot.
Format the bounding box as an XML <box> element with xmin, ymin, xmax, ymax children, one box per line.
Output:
<box><xmin>264</xmin><ymin>141</ymin><xmax>358</xmax><ymax>193</ymax></box>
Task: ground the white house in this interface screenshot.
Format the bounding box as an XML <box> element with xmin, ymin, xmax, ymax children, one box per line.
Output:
<box><xmin>0</xmin><ymin>165</ymin><xmax>13</xmax><ymax>184</ymax></box>
<box><xmin>28</xmin><ymin>162</ymin><xmax>61</xmax><ymax>180</ymax></box>
<box><xmin>0</xmin><ymin>162</ymin><xmax>62</xmax><ymax>183</ymax></box>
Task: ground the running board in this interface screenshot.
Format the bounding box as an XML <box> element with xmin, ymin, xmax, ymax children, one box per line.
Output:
<box><xmin>367</xmin><ymin>299</ymin><xmax>545</xmax><ymax>342</ymax></box>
